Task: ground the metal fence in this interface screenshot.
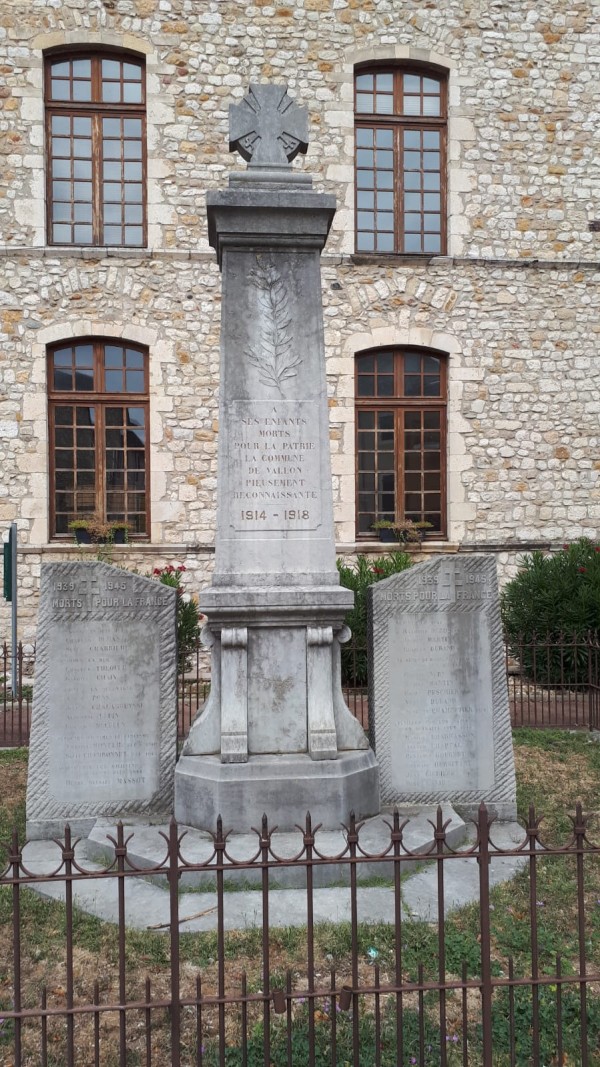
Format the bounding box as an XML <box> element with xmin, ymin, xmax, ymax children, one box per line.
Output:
<box><xmin>2</xmin><ymin>633</ymin><xmax>599</xmax><ymax>748</ymax></box>
<box><xmin>1</xmin><ymin>806</ymin><xmax>599</xmax><ymax>1065</ymax></box>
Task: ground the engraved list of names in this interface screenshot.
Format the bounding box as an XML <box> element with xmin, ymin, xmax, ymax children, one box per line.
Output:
<box><xmin>26</xmin><ymin>561</ymin><xmax>178</xmax><ymax>836</ymax></box>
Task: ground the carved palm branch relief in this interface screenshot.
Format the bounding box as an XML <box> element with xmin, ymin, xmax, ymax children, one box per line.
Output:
<box><xmin>246</xmin><ymin>256</ymin><xmax>301</xmax><ymax>395</ymax></box>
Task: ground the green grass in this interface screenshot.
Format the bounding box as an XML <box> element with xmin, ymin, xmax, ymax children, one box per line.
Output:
<box><xmin>2</xmin><ymin>735</ymin><xmax>600</xmax><ymax>1063</ymax></box>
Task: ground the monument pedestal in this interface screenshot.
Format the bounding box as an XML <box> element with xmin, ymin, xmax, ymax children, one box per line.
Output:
<box><xmin>174</xmin><ymin>84</ymin><xmax>379</xmax><ymax>832</ymax></box>
<box><xmin>176</xmin><ymin>751</ymin><xmax>379</xmax><ymax>833</ymax></box>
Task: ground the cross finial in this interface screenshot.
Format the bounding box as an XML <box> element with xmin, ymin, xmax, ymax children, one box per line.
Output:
<box><xmin>229</xmin><ymin>84</ymin><xmax>309</xmax><ymax>169</ymax></box>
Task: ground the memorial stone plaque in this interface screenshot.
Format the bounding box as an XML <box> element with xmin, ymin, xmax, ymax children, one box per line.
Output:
<box><xmin>26</xmin><ymin>561</ymin><xmax>178</xmax><ymax>839</ymax></box>
<box><xmin>368</xmin><ymin>555</ymin><xmax>516</xmax><ymax>819</ymax></box>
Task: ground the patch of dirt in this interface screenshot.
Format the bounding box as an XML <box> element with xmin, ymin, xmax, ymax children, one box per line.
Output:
<box><xmin>0</xmin><ymin>759</ymin><xmax>27</xmax><ymax>821</ymax></box>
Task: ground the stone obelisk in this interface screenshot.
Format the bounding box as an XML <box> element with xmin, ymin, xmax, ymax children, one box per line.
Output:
<box><xmin>175</xmin><ymin>84</ymin><xmax>379</xmax><ymax>831</ymax></box>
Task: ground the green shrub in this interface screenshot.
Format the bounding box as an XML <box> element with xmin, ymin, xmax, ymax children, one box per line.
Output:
<box><xmin>336</xmin><ymin>552</ymin><xmax>413</xmax><ymax>685</ymax></box>
<box><xmin>501</xmin><ymin>539</ymin><xmax>600</xmax><ymax>684</ymax></box>
<box><xmin>152</xmin><ymin>563</ymin><xmax>202</xmax><ymax>670</ymax></box>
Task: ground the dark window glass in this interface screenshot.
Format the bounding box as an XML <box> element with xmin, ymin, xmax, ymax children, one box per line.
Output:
<box><xmin>355</xmin><ymin>348</ymin><xmax>447</xmax><ymax>537</ymax></box>
<box><xmin>46</xmin><ymin>53</ymin><xmax>145</xmax><ymax>247</ymax></box>
<box><xmin>355</xmin><ymin>67</ymin><xmax>446</xmax><ymax>254</ymax></box>
<box><xmin>48</xmin><ymin>339</ymin><xmax>149</xmax><ymax>537</ymax></box>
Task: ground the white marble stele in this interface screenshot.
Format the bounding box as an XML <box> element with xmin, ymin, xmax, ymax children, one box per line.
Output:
<box><xmin>174</xmin><ymin>85</ymin><xmax>379</xmax><ymax>832</ymax></box>
<box><xmin>368</xmin><ymin>555</ymin><xmax>517</xmax><ymax>820</ymax></box>
<box><xmin>26</xmin><ymin>562</ymin><xmax>178</xmax><ymax>839</ymax></box>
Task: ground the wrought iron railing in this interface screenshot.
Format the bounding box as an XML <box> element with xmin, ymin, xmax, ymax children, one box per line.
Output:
<box><xmin>2</xmin><ymin>632</ymin><xmax>599</xmax><ymax>748</ymax></box>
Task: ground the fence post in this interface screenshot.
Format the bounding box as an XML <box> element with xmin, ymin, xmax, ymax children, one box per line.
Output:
<box><xmin>477</xmin><ymin>803</ymin><xmax>493</xmax><ymax>1067</ymax></box>
<box><xmin>168</xmin><ymin>818</ymin><xmax>181</xmax><ymax>1067</ymax></box>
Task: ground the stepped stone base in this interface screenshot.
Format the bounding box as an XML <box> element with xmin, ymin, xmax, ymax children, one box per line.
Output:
<box><xmin>174</xmin><ymin>749</ymin><xmax>380</xmax><ymax>834</ymax></box>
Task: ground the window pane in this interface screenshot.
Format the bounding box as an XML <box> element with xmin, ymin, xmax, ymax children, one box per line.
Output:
<box><xmin>357</xmin><ymin>410</ymin><xmax>375</xmax><ymax>428</ymax></box>
<box><xmin>403</xmin><ymin>96</ymin><xmax>421</xmax><ymax>116</ymax></box>
<box><xmin>356</xmin><ymin>232</ymin><xmax>375</xmax><ymax>251</ymax></box>
<box><xmin>106</xmin><ymin>370</ymin><xmax>124</xmax><ymax>391</ymax></box>
<box><xmin>356</xmin><ymin>74</ymin><xmax>373</xmax><ymax>90</ymax></box>
<box><xmin>356</xmin><ymin>93</ymin><xmax>373</xmax><ymax>113</ymax></box>
<box><xmin>51</xmin><ymin>80</ymin><xmax>70</xmax><ymax>101</ymax></box>
<box><xmin>72</xmin><ymin>59</ymin><xmax>91</xmax><ymax>77</ymax></box>
<box><xmin>55</xmin><ymin>427</ymin><xmax>73</xmax><ymax>447</ymax></box>
<box><xmin>125</xmin><ymin>226</ymin><xmax>143</xmax><ymax>246</ymax></box>
<box><xmin>52</xmin><ymin>181</ymin><xmax>71</xmax><ymax>201</ymax></box>
<box><xmin>376</xmin><ymin>171</ymin><xmax>394</xmax><ymax>189</ymax></box>
<box><xmin>73</xmin><ymin>117</ymin><xmax>91</xmax><ymax>135</ymax></box>
<box><xmin>356</xmin><ymin>148</ymin><xmax>374</xmax><ymax>167</ymax></box>
<box><xmin>376</xmin><ymin>233</ymin><xmax>394</xmax><ymax>251</ymax></box>
<box><xmin>72</xmin><ymin>80</ymin><xmax>92</xmax><ymax>101</ymax></box>
<box><xmin>123</xmin><ymin>140</ymin><xmax>142</xmax><ymax>160</ymax></box>
<box><xmin>104</xmin><ymin>203</ymin><xmax>122</xmax><ymax>223</ymax></box>
<box><xmin>403</xmin><ymin>130</ymin><xmax>420</xmax><ymax>149</ymax></box>
<box><xmin>105</xmin><ymin>345</ymin><xmax>124</xmax><ymax>368</ymax></box>
<box><xmin>377</xmin><ymin>375</ymin><xmax>394</xmax><ymax>396</ymax></box>
<box><xmin>424</xmin><ymin>410</ymin><xmax>441</xmax><ymax>427</ymax></box>
<box><xmin>104</xmin><ymin>225</ymin><xmax>122</xmax><ymax>243</ymax></box>
<box><xmin>123</xmin><ymin>83</ymin><xmax>142</xmax><ymax>103</ymax></box>
<box><xmin>75</xmin><ymin>368</ymin><xmax>93</xmax><ymax>390</ymax></box>
<box><xmin>126</xmin><ymin>349</ymin><xmax>144</xmax><ymax>369</ymax></box>
<box><xmin>404</xmin><ymin>233</ymin><xmax>422</xmax><ymax>252</ymax></box>
<box><xmin>357</xmin><ymin>375</ymin><xmax>375</xmax><ymax>397</ymax></box>
<box><xmin>423</xmin><ymin>131</ymin><xmax>440</xmax><ymax>149</ymax></box>
<box><xmin>375</xmin><ymin>95</ymin><xmax>393</xmax><ymax>114</ymax></box>
<box><xmin>54</xmin><ymin>367</ymin><xmax>74</xmax><ymax>389</ymax></box>
<box><xmin>74</xmin><ymin>344</ymin><xmax>93</xmax><ymax>365</ymax></box>
<box><xmin>376</xmin><ymin>353</ymin><xmax>393</xmax><ymax>373</ymax></box>
<box><xmin>423</xmin><ymin>96</ymin><xmax>441</xmax><ymax>117</ymax></box>
<box><xmin>404</xmin><ymin>74</ymin><xmax>420</xmax><ymax>93</ymax></box>
<box><xmin>102</xmin><ymin>58</ymin><xmax>121</xmax><ymax>78</ymax></box>
<box><xmin>102</xmin><ymin>81</ymin><xmax>121</xmax><ymax>103</ymax></box>
<box><xmin>423</xmin><ymin>173</ymin><xmax>441</xmax><ymax>190</ymax></box>
<box><xmin>124</xmin><ymin>118</ymin><xmax>142</xmax><ymax>137</ymax></box>
<box><xmin>375</xmin><ymin>73</ymin><xmax>393</xmax><ymax>91</ymax></box>
<box><xmin>52</xmin><ymin>224</ymin><xmax>72</xmax><ymax>243</ymax></box>
<box><xmin>126</xmin><ymin>370</ymin><xmax>144</xmax><ymax>392</ymax></box>
<box><xmin>356</xmin><ymin>128</ymin><xmax>373</xmax><ymax>147</ymax></box>
<box><xmin>73</xmin><ymin>160</ymin><xmax>92</xmax><ymax>180</ymax></box>
<box><xmin>52</xmin><ymin>158</ymin><xmax>70</xmax><ymax>178</ymax></box>
<box><xmin>357</xmin><ymin>170</ymin><xmax>374</xmax><ymax>189</ymax></box>
<box><xmin>375</xmin><ymin>129</ymin><xmax>393</xmax><ymax>148</ymax></box>
<box><xmin>423</xmin><ymin>234</ymin><xmax>441</xmax><ymax>253</ymax></box>
<box><xmin>124</xmin><ymin>161</ymin><xmax>142</xmax><ymax>180</ymax></box>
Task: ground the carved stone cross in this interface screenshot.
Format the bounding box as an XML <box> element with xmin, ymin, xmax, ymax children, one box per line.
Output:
<box><xmin>229</xmin><ymin>83</ymin><xmax>309</xmax><ymax>168</ymax></box>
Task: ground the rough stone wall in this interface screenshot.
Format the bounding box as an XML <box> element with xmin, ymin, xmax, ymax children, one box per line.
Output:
<box><xmin>0</xmin><ymin>0</ymin><xmax>599</xmax><ymax>636</ymax></box>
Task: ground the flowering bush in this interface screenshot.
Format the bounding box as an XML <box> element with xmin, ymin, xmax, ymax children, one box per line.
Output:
<box><xmin>151</xmin><ymin>563</ymin><xmax>202</xmax><ymax>669</ymax></box>
<box><xmin>501</xmin><ymin>539</ymin><xmax>600</xmax><ymax>684</ymax></box>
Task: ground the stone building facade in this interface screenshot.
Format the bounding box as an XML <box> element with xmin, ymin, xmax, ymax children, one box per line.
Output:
<box><xmin>0</xmin><ymin>0</ymin><xmax>598</xmax><ymax>638</ymax></box>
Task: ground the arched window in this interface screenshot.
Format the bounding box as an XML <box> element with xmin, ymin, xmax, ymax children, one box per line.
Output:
<box><xmin>48</xmin><ymin>339</ymin><xmax>149</xmax><ymax>537</ymax></box>
<box><xmin>354</xmin><ymin>65</ymin><xmax>447</xmax><ymax>255</ymax></box>
<box><xmin>355</xmin><ymin>348</ymin><xmax>447</xmax><ymax>537</ymax></box>
<box><xmin>45</xmin><ymin>51</ymin><xmax>146</xmax><ymax>247</ymax></box>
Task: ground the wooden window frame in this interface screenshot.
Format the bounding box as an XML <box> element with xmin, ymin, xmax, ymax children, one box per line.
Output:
<box><xmin>44</xmin><ymin>50</ymin><xmax>147</xmax><ymax>248</ymax></box>
<box><xmin>355</xmin><ymin>347</ymin><xmax>447</xmax><ymax>539</ymax></box>
<box><xmin>48</xmin><ymin>338</ymin><xmax>150</xmax><ymax>540</ymax></box>
<box><xmin>354</xmin><ymin>64</ymin><xmax>448</xmax><ymax>256</ymax></box>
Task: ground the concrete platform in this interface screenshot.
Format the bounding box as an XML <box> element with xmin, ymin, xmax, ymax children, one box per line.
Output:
<box><xmin>87</xmin><ymin>804</ymin><xmax>467</xmax><ymax>889</ymax></box>
<box><xmin>20</xmin><ymin>815</ymin><xmax>526</xmax><ymax>931</ymax></box>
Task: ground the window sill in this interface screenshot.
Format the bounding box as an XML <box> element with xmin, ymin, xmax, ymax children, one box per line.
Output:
<box><xmin>350</xmin><ymin>253</ymin><xmax>449</xmax><ymax>267</ymax></box>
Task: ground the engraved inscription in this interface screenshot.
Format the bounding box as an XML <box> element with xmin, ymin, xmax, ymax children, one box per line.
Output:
<box><xmin>47</xmin><ymin>619</ymin><xmax>161</xmax><ymax>804</ymax></box>
<box><xmin>387</xmin><ymin>612</ymin><xmax>495</xmax><ymax>794</ymax></box>
<box><xmin>229</xmin><ymin>400</ymin><xmax>322</xmax><ymax>531</ymax></box>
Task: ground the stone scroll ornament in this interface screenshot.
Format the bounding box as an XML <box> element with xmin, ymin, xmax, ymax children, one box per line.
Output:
<box><xmin>229</xmin><ymin>83</ymin><xmax>309</xmax><ymax>168</ymax></box>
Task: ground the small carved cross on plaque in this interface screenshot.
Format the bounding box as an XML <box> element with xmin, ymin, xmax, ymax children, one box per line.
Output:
<box><xmin>229</xmin><ymin>83</ymin><xmax>309</xmax><ymax>168</ymax></box>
